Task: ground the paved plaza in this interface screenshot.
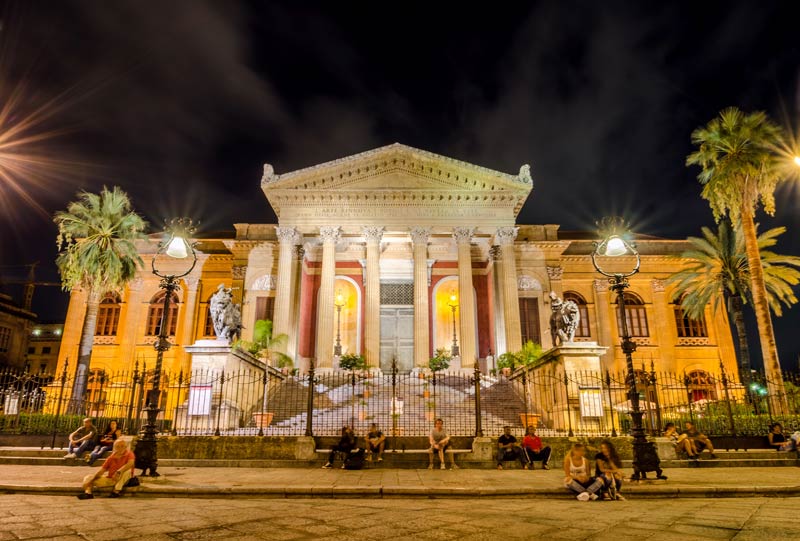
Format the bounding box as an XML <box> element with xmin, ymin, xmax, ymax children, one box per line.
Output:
<box><xmin>0</xmin><ymin>494</ymin><xmax>798</xmax><ymax>540</ymax></box>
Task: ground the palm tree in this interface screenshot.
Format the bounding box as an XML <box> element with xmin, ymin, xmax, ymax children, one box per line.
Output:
<box><xmin>687</xmin><ymin>107</ymin><xmax>791</xmax><ymax>411</ymax></box>
<box><xmin>237</xmin><ymin>319</ymin><xmax>292</xmax><ymax>368</ymax></box>
<box><xmin>668</xmin><ymin>221</ymin><xmax>800</xmax><ymax>381</ymax></box>
<box><xmin>54</xmin><ymin>186</ymin><xmax>147</xmax><ymax>405</ymax></box>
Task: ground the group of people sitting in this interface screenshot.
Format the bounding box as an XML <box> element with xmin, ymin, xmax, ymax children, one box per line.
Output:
<box><xmin>563</xmin><ymin>441</ymin><xmax>626</xmax><ymax>501</ymax></box>
<box><xmin>322</xmin><ymin>423</ymin><xmax>387</xmax><ymax>469</ymax></box>
<box><xmin>62</xmin><ymin>417</ymin><xmax>136</xmax><ymax>500</ymax></box>
<box><xmin>664</xmin><ymin>421</ymin><xmax>717</xmax><ymax>459</ymax></box>
<box><xmin>64</xmin><ymin>417</ymin><xmax>124</xmax><ymax>466</ymax></box>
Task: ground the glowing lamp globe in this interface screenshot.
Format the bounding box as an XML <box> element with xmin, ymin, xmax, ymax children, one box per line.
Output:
<box><xmin>165</xmin><ymin>235</ymin><xmax>189</xmax><ymax>259</ymax></box>
<box><xmin>794</xmin><ymin>156</ymin><xmax>800</xmax><ymax>167</ymax></box>
<box><xmin>604</xmin><ymin>236</ymin><xmax>628</xmax><ymax>257</ymax></box>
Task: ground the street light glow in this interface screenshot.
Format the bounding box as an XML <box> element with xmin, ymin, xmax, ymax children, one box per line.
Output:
<box><xmin>794</xmin><ymin>155</ymin><xmax>800</xmax><ymax>167</ymax></box>
<box><xmin>165</xmin><ymin>235</ymin><xmax>189</xmax><ymax>259</ymax></box>
<box><xmin>604</xmin><ymin>236</ymin><xmax>628</xmax><ymax>257</ymax></box>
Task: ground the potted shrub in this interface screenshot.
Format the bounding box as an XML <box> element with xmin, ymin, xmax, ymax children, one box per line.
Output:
<box><xmin>338</xmin><ymin>353</ymin><xmax>366</xmax><ymax>372</ymax></box>
<box><xmin>428</xmin><ymin>348</ymin><xmax>451</xmax><ymax>373</ymax></box>
<box><xmin>497</xmin><ymin>352</ymin><xmax>519</xmax><ymax>377</ymax></box>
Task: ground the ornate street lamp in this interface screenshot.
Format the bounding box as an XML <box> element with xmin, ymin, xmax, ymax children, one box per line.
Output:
<box><xmin>136</xmin><ymin>218</ymin><xmax>197</xmax><ymax>476</ymax></box>
<box><xmin>334</xmin><ymin>289</ymin><xmax>345</xmax><ymax>356</ymax></box>
<box><xmin>591</xmin><ymin>217</ymin><xmax>665</xmax><ymax>481</ymax></box>
<box><xmin>448</xmin><ymin>291</ymin><xmax>459</xmax><ymax>357</ymax></box>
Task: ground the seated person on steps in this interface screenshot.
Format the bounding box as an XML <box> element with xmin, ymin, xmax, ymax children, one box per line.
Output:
<box><xmin>521</xmin><ymin>426</ymin><xmax>551</xmax><ymax>470</ymax></box>
<box><xmin>366</xmin><ymin>423</ymin><xmax>385</xmax><ymax>462</ymax></box>
<box><xmin>768</xmin><ymin>422</ymin><xmax>800</xmax><ymax>452</ymax></box>
<box><xmin>77</xmin><ymin>439</ymin><xmax>135</xmax><ymax>499</ymax></box>
<box><xmin>681</xmin><ymin>421</ymin><xmax>717</xmax><ymax>459</ymax></box>
<box><xmin>428</xmin><ymin>418</ymin><xmax>458</xmax><ymax>470</ymax></box>
<box><xmin>496</xmin><ymin>425</ymin><xmax>527</xmax><ymax>470</ymax></box>
<box><xmin>64</xmin><ymin>418</ymin><xmax>97</xmax><ymax>460</ymax></box>
<box><xmin>665</xmin><ymin>422</ymin><xmax>698</xmax><ymax>459</ymax></box>
<box><xmin>323</xmin><ymin>426</ymin><xmax>357</xmax><ymax>469</ymax></box>
<box><xmin>563</xmin><ymin>443</ymin><xmax>604</xmax><ymax>501</ymax></box>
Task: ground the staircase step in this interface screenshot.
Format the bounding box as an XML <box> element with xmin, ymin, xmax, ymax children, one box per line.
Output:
<box><xmin>0</xmin><ymin>447</ymin><xmax>67</xmax><ymax>457</ymax></box>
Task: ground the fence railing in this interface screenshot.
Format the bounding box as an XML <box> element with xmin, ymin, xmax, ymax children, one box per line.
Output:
<box><xmin>1</xmin><ymin>363</ymin><xmax>798</xmax><ymax>442</ymax></box>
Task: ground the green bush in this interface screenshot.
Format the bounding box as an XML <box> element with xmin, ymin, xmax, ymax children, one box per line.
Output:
<box><xmin>338</xmin><ymin>353</ymin><xmax>366</xmax><ymax>371</ymax></box>
<box><xmin>428</xmin><ymin>348</ymin><xmax>451</xmax><ymax>372</ymax></box>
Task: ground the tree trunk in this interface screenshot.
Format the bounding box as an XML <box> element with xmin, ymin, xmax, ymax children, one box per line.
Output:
<box><xmin>727</xmin><ymin>294</ymin><xmax>752</xmax><ymax>382</ymax></box>
<box><xmin>70</xmin><ymin>289</ymin><xmax>101</xmax><ymax>412</ymax></box>
<box><xmin>740</xmin><ymin>206</ymin><xmax>788</xmax><ymax>414</ymax></box>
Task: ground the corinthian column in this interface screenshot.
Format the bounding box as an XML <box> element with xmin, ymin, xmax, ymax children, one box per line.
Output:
<box><xmin>453</xmin><ymin>227</ymin><xmax>477</xmax><ymax>367</ymax></box>
<box><xmin>489</xmin><ymin>246</ymin><xmax>506</xmax><ymax>355</ymax></box>
<box><xmin>496</xmin><ymin>227</ymin><xmax>522</xmax><ymax>353</ymax></box>
<box><xmin>273</xmin><ymin>227</ymin><xmax>299</xmax><ymax>345</ymax></box>
<box><xmin>362</xmin><ymin>226</ymin><xmax>384</xmax><ymax>368</ymax></box>
<box><xmin>411</xmin><ymin>227</ymin><xmax>432</xmax><ymax>367</ymax></box>
<box><xmin>317</xmin><ymin>226</ymin><xmax>341</xmax><ymax>368</ymax></box>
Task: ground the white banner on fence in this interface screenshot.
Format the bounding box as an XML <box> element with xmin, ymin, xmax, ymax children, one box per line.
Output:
<box><xmin>391</xmin><ymin>397</ymin><xmax>404</xmax><ymax>415</ymax></box>
<box><xmin>579</xmin><ymin>388</ymin><xmax>604</xmax><ymax>417</ymax></box>
<box><xmin>3</xmin><ymin>394</ymin><xmax>19</xmax><ymax>415</ymax></box>
<box><xmin>188</xmin><ymin>385</ymin><xmax>212</xmax><ymax>416</ymax></box>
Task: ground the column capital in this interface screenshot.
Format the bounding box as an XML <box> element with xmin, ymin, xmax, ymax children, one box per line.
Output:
<box><xmin>184</xmin><ymin>276</ymin><xmax>201</xmax><ymax>291</ymax></box>
<box><xmin>546</xmin><ymin>266</ymin><xmax>563</xmax><ymax>280</ymax></box>
<box><xmin>276</xmin><ymin>226</ymin><xmax>301</xmax><ymax>245</ymax></box>
<box><xmin>494</xmin><ymin>226</ymin><xmax>519</xmax><ymax>246</ymax></box>
<box><xmin>362</xmin><ymin>226</ymin><xmax>385</xmax><ymax>244</ymax></box>
<box><xmin>452</xmin><ymin>227</ymin><xmax>474</xmax><ymax>245</ymax></box>
<box><xmin>593</xmin><ymin>279</ymin><xmax>609</xmax><ymax>293</ymax></box>
<box><xmin>409</xmin><ymin>226</ymin><xmax>432</xmax><ymax>245</ymax></box>
<box><xmin>232</xmin><ymin>265</ymin><xmax>247</xmax><ymax>280</ymax></box>
<box><xmin>319</xmin><ymin>226</ymin><xmax>341</xmax><ymax>244</ymax></box>
<box><xmin>489</xmin><ymin>245</ymin><xmax>502</xmax><ymax>261</ymax></box>
<box><xmin>651</xmin><ymin>278</ymin><xmax>666</xmax><ymax>293</ymax></box>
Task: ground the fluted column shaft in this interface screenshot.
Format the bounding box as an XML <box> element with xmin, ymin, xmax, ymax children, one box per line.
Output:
<box><xmin>453</xmin><ymin>227</ymin><xmax>477</xmax><ymax>367</ymax></box>
<box><xmin>489</xmin><ymin>246</ymin><xmax>506</xmax><ymax>355</ymax></box>
<box><xmin>496</xmin><ymin>227</ymin><xmax>522</xmax><ymax>353</ymax></box>
<box><xmin>287</xmin><ymin>245</ymin><xmax>305</xmax><ymax>362</ymax></box>
<box><xmin>317</xmin><ymin>227</ymin><xmax>340</xmax><ymax>368</ymax></box>
<box><xmin>411</xmin><ymin>228</ymin><xmax>431</xmax><ymax>367</ymax></box>
<box><xmin>363</xmin><ymin>227</ymin><xmax>384</xmax><ymax>367</ymax></box>
<box><xmin>273</xmin><ymin>227</ymin><xmax>299</xmax><ymax>346</ymax></box>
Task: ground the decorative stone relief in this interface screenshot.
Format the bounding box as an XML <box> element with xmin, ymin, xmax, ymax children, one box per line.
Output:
<box><xmin>232</xmin><ymin>265</ymin><xmax>247</xmax><ymax>280</ymax></box>
<box><xmin>517</xmin><ymin>164</ymin><xmax>533</xmax><ymax>185</ymax></box>
<box><xmin>651</xmin><ymin>279</ymin><xmax>666</xmax><ymax>293</ymax></box>
<box><xmin>452</xmin><ymin>227</ymin><xmax>474</xmax><ymax>244</ymax></box>
<box><xmin>677</xmin><ymin>337</ymin><xmax>710</xmax><ymax>346</ymax></box>
<box><xmin>593</xmin><ymin>279</ymin><xmax>609</xmax><ymax>292</ymax></box>
<box><xmin>319</xmin><ymin>226</ymin><xmax>342</xmax><ymax>244</ymax></box>
<box><xmin>251</xmin><ymin>274</ymin><xmax>276</xmax><ymax>291</ymax></box>
<box><xmin>362</xmin><ymin>226</ymin><xmax>385</xmax><ymax>244</ymax></box>
<box><xmin>518</xmin><ymin>275</ymin><xmax>541</xmax><ymax>291</ymax></box>
<box><xmin>546</xmin><ymin>266</ymin><xmax>564</xmax><ymax>280</ymax></box>
<box><xmin>494</xmin><ymin>226</ymin><xmax>519</xmax><ymax>246</ymax></box>
<box><xmin>262</xmin><ymin>163</ymin><xmax>278</xmax><ymax>184</ymax></box>
<box><xmin>409</xmin><ymin>226</ymin><xmax>432</xmax><ymax>245</ymax></box>
<box><xmin>276</xmin><ymin>226</ymin><xmax>300</xmax><ymax>244</ymax></box>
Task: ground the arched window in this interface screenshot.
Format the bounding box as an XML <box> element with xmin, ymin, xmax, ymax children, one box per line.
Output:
<box><xmin>146</xmin><ymin>291</ymin><xmax>179</xmax><ymax>336</ymax></box>
<box><xmin>686</xmin><ymin>369</ymin><xmax>716</xmax><ymax>401</ymax></box>
<box><xmin>95</xmin><ymin>293</ymin><xmax>121</xmax><ymax>336</ymax></box>
<box><xmin>615</xmin><ymin>292</ymin><xmax>649</xmax><ymax>337</ymax></box>
<box><xmin>563</xmin><ymin>291</ymin><xmax>590</xmax><ymax>338</ymax></box>
<box><xmin>673</xmin><ymin>299</ymin><xmax>708</xmax><ymax>338</ymax></box>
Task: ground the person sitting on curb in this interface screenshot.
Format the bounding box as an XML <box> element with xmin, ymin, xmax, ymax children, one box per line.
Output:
<box><xmin>365</xmin><ymin>423</ymin><xmax>386</xmax><ymax>462</ymax></box>
<box><xmin>681</xmin><ymin>421</ymin><xmax>717</xmax><ymax>459</ymax></box>
<box><xmin>521</xmin><ymin>426</ymin><xmax>552</xmax><ymax>470</ymax></box>
<box><xmin>428</xmin><ymin>418</ymin><xmax>458</xmax><ymax>470</ymax></box>
<box><xmin>496</xmin><ymin>426</ymin><xmax>527</xmax><ymax>470</ymax></box>
<box><xmin>563</xmin><ymin>443</ymin><xmax>604</xmax><ymax>501</ymax></box>
<box><xmin>87</xmin><ymin>420</ymin><xmax>122</xmax><ymax>466</ymax></box>
<box><xmin>78</xmin><ymin>439</ymin><xmax>135</xmax><ymax>499</ymax></box>
<box><xmin>665</xmin><ymin>422</ymin><xmax>698</xmax><ymax>459</ymax></box>
<box><xmin>64</xmin><ymin>418</ymin><xmax>97</xmax><ymax>460</ymax></box>
<box><xmin>595</xmin><ymin>440</ymin><xmax>626</xmax><ymax>501</ymax></box>
<box><xmin>322</xmin><ymin>426</ymin><xmax>357</xmax><ymax>469</ymax></box>
<box><xmin>768</xmin><ymin>423</ymin><xmax>800</xmax><ymax>452</ymax></box>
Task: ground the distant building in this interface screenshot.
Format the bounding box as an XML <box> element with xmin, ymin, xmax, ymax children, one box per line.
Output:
<box><xmin>27</xmin><ymin>324</ymin><xmax>63</xmax><ymax>374</ymax></box>
<box><xmin>0</xmin><ymin>292</ymin><xmax>37</xmax><ymax>369</ymax></box>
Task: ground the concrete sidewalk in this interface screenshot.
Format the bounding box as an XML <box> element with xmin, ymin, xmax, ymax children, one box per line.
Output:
<box><xmin>0</xmin><ymin>465</ymin><xmax>799</xmax><ymax>499</ymax></box>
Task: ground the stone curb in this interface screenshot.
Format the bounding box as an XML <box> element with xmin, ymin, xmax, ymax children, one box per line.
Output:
<box><xmin>2</xmin><ymin>483</ymin><xmax>799</xmax><ymax>499</ymax></box>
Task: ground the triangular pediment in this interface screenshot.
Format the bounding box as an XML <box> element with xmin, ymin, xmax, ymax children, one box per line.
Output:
<box><xmin>260</xmin><ymin>143</ymin><xmax>533</xmax><ymax>226</ymax></box>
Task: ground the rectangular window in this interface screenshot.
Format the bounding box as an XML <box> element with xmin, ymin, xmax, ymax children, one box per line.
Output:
<box><xmin>519</xmin><ymin>298</ymin><xmax>541</xmax><ymax>345</ymax></box>
<box><xmin>41</xmin><ymin>346</ymin><xmax>52</xmax><ymax>354</ymax></box>
<box><xmin>28</xmin><ymin>346</ymin><xmax>36</xmax><ymax>354</ymax></box>
<box><xmin>0</xmin><ymin>326</ymin><xmax>10</xmax><ymax>353</ymax></box>
<box><xmin>203</xmin><ymin>305</ymin><xmax>216</xmax><ymax>337</ymax></box>
<box><xmin>255</xmin><ymin>296</ymin><xmax>275</xmax><ymax>323</ymax></box>
<box><xmin>674</xmin><ymin>308</ymin><xmax>708</xmax><ymax>338</ymax></box>
<box><xmin>617</xmin><ymin>306</ymin><xmax>650</xmax><ymax>337</ymax></box>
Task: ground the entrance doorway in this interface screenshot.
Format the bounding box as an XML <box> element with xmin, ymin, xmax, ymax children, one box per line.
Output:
<box><xmin>380</xmin><ymin>306</ymin><xmax>414</xmax><ymax>372</ymax></box>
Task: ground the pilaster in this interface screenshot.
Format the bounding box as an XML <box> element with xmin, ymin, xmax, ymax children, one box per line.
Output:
<box><xmin>411</xmin><ymin>227</ymin><xmax>432</xmax><ymax>367</ymax></box>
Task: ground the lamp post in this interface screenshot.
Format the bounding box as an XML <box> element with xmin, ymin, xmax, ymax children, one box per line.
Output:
<box><xmin>591</xmin><ymin>217</ymin><xmax>665</xmax><ymax>481</ymax></box>
<box><xmin>136</xmin><ymin>218</ymin><xmax>197</xmax><ymax>477</ymax></box>
<box><xmin>448</xmin><ymin>291</ymin><xmax>459</xmax><ymax>357</ymax></box>
<box><xmin>334</xmin><ymin>289</ymin><xmax>345</xmax><ymax>357</ymax></box>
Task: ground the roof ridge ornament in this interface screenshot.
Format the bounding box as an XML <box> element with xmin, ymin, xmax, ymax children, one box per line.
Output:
<box><xmin>262</xmin><ymin>163</ymin><xmax>278</xmax><ymax>184</ymax></box>
<box><xmin>517</xmin><ymin>164</ymin><xmax>532</xmax><ymax>185</ymax></box>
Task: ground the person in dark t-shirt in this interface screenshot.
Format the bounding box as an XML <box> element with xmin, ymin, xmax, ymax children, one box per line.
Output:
<box><xmin>366</xmin><ymin>423</ymin><xmax>386</xmax><ymax>462</ymax></box>
<box><xmin>496</xmin><ymin>426</ymin><xmax>526</xmax><ymax>469</ymax></box>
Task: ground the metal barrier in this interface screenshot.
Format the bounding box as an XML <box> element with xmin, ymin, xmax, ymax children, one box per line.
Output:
<box><xmin>1</xmin><ymin>361</ymin><xmax>798</xmax><ymax>442</ymax></box>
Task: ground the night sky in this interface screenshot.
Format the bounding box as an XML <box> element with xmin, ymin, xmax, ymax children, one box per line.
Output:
<box><xmin>1</xmin><ymin>1</ymin><xmax>799</xmax><ymax>369</ymax></box>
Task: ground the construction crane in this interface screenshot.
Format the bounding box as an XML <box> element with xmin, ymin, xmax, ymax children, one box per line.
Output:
<box><xmin>0</xmin><ymin>263</ymin><xmax>61</xmax><ymax>311</ymax></box>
